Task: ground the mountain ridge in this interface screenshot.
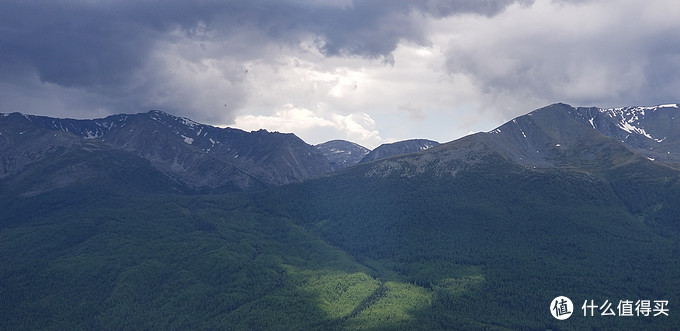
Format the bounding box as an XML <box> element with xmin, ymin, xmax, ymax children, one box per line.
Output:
<box><xmin>0</xmin><ymin>110</ymin><xmax>333</xmax><ymax>192</ymax></box>
<box><xmin>315</xmin><ymin>140</ymin><xmax>370</xmax><ymax>170</ymax></box>
<box><xmin>355</xmin><ymin>103</ymin><xmax>680</xmax><ymax>179</ymax></box>
<box><xmin>360</xmin><ymin>139</ymin><xmax>440</xmax><ymax>163</ymax></box>
<box><xmin>2</xmin><ymin>102</ymin><xmax>679</xmax><ymax>192</ymax></box>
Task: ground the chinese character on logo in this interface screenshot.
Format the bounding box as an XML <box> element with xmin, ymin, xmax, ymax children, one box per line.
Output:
<box><xmin>583</xmin><ymin>299</ymin><xmax>598</xmax><ymax>316</ymax></box>
<box><xmin>600</xmin><ymin>300</ymin><xmax>616</xmax><ymax>316</ymax></box>
<box><xmin>618</xmin><ymin>300</ymin><xmax>633</xmax><ymax>317</ymax></box>
<box><xmin>636</xmin><ymin>300</ymin><xmax>651</xmax><ymax>316</ymax></box>
<box><xmin>581</xmin><ymin>299</ymin><xmax>669</xmax><ymax>318</ymax></box>
<box><xmin>551</xmin><ymin>296</ymin><xmax>573</xmax><ymax>320</ymax></box>
<box><xmin>653</xmin><ymin>300</ymin><xmax>669</xmax><ymax>317</ymax></box>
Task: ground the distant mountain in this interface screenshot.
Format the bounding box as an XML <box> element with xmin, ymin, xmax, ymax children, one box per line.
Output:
<box><xmin>0</xmin><ymin>110</ymin><xmax>333</xmax><ymax>193</ymax></box>
<box><xmin>359</xmin><ymin>139</ymin><xmax>439</xmax><ymax>163</ymax></box>
<box><xmin>315</xmin><ymin>140</ymin><xmax>370</xmax><ymax>170</ymax></box>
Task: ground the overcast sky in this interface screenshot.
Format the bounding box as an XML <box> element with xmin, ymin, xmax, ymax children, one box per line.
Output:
<box><xmin>1</xmin><ymin>0</ymin><xmax>679</xmax><ymax>148</ymax></box>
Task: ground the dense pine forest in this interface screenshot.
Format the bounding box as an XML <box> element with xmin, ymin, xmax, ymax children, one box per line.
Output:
<box><xmin>2</xmin><ymin>149</ymin><xmax>678</xmax><ymax>330</ymax></box>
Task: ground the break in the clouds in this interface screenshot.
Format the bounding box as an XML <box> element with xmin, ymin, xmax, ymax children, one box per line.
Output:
<box><xmin>1</xmin><ymin>0</ymin><xmax>679</xmax><ymax>148</ymax></box>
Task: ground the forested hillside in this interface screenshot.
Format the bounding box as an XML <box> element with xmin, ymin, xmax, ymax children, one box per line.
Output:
<box><xmin>2</xmin><ymin>104</ymin><xmax>680</xmax><ymax>329</ymax></box>
<box><xmin>269</xmin><ymin>152</ymin><xmax>680</xmax><ymax>329</ymax></box>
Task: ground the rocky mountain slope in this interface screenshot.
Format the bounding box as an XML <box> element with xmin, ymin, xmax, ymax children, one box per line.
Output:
<box><xmin>360</xmin><ymin>103</ymin><xmax>680</xmax><ymax>179</ymax></box>
<box><xmin>0</xmin><ymin>110</ymin><xmax>333</xmax><ymax>193</ymax></box>
<box><xmin>567</xmin><ymin>103</ymin><xmax>680</xmax><ymax>166</ymax></box>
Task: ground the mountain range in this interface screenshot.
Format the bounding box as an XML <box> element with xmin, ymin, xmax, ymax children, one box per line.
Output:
<box><xmin>3</xmin><ymin>103</ymin><xmax>679</xmax><ymax>195</ymax></box>
<box><xmin>1</xmin><ymin>103</ymin><xmax>679</xmax><ymax>329</ymax></box>
<box><xmin>0</xmin><ymin>110</ymin><xmax>335</xmax><ymax>193</ymax></box>
<box><xmin>0</xmin><ymin>110</ymin><xmax>447</xmax><ymax>195</ymax></box>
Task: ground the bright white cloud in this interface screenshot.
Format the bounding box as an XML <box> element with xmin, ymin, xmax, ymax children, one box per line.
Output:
<box><xmin>235</xmin><ymin>104</ymin><xmax>334</xmax><ymax>132</ymax></box>
<box><xmin>233</xmin><ymin>104</ymin><xmax>381</xmax><ymax>148</ymax></box>
<box><xmin>331</xmin><ymin>112</ymin><xmax>381</xmax><ymax>143</ymax></box>
<box><xmin>224</xmin><ymin>38</ymin><xmax>479</xmax><ymax>147</ymax></box>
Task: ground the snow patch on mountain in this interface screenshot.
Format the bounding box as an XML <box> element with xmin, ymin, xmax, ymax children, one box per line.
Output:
<box><xmin>588</xmin><ymin>117</ymin><xmax>596</xmax><ymax>129</ymax></box>
<box><xmin>181</xmin><ymin>135</ymin><xmax>194</xmax><ymax>144</ymax></box>
<box><xmin>83</xmin><ymin>129</ymin><xmax>100</xmax><ymax>139</ymax></box>
<box><xmin>180</xmin><ymin>118</ymin><xmax>199</xmax><ymax>128</ymax></box>
<box><xmin>599</xmin><ymin>104</ymin><xmax>678</xmax><ymax>142</ymax></box>
<box><xmin>420</xmin><ymin>142</ymin><xmax>437</xmax><ymax>150</ymax></box>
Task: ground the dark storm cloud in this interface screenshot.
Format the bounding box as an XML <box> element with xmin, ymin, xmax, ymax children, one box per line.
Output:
<box><xmin>0</xmin><ymin>0</ymin><xmax>526</xmax><ymax>121</ymax></box>
<box><xmin>0</xmin><ymin>0</ymin><xmax>520</xmax><ymax>88</ymax></box>
<box><xmin>1</xmin><ymin>1</ymin><xmax>224</xmax><ymax>88</ymax></box>
<box><xmin>310</xmin><ymin>0</ymin><xmax>524</xmax><ymax>60</ymax></box>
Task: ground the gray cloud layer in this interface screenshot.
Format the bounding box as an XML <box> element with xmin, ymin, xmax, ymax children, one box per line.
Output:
<box><xmin>441</xmin><ymin>0</ymin><xmax>680</xmax><ymax>113</ymax></box>
<box><xmin>1</xmin><ymin>0</ymin><xmax>520</xmax><ymax>123</ymax></box>
<box><xmin>1</xmin><ymin>0</ymin><xmax>679</xmax><ymax>146</ymax></box>
<box><xmin>1</xmin><ymin>0</ymin><xmax>515</xmax><ymax>85</ymax></box>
